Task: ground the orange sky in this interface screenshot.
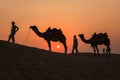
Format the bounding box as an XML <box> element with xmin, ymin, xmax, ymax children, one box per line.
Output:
<box><xmin>0</xmin><ymin>0</ymin><xmax>120</xmax><ymax>53</ymax></box>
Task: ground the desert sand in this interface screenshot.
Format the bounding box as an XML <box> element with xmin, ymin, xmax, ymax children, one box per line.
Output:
<box><xmin>0</xmin><ymin>40</ymin><xmax>120</xmax><ymax>80</ymax></box>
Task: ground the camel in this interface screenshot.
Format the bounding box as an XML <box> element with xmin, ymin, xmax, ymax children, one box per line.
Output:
<box><xmin>30</xmin><ymin>25</ymin><xmax>67</xmax><ymax>54</ymax></box>
<box><xmin>79</xmin><ymin>33</ymin><xmax>111</xmax><ymax>56</ymax></box>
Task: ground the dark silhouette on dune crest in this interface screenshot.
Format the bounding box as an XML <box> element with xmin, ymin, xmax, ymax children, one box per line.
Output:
<box><xmin>30</xmin><ymin>25</ymin><xmax>67</xmax><ymax>54</ymax></box>
<box><xmin>72</xmin><ymin>35</ymin><xmax>78</xmax><ymax>54</ymax></box>
<box><xmin>79</xmin><ymin>33</ymin><xmax>111</xmax><ymax>56</ymax></box>
<box><xmin>8</xmin><ymin>21</ymin><xmax>19</xmax><ymax>43</ymax></box>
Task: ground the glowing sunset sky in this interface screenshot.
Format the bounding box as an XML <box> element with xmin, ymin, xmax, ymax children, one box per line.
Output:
<box><xmin>0</xmin><ymin>0</ymin><xmax>120</xmax><ymax>53</ymax></box>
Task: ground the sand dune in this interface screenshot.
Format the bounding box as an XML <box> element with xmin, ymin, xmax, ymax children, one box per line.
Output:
<box><xmin>0</xmin><ymin>40</ymin><xmax>120</xmax><ymax>80</ymax></box>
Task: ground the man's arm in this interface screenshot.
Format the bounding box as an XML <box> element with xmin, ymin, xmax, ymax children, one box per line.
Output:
<box><xmin>15</xmin><ymin>26</ymin><xmax>19</xmax><ymax>32</ymax></box>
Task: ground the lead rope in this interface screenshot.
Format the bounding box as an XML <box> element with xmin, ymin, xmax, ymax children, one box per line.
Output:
<box><xmin>23</xmin><ymin>28</ymin><xmax>31</xmax><ymax>44</ymax></box>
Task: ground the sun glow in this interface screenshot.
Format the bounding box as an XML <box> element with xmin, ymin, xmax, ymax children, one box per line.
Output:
<box><xmin>57</xmin><ymin>45</ymin><xmax>60</xmax><ymax>48</ymax></box>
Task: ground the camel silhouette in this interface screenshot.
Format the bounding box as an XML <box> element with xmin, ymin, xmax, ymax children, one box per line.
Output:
<box><xmin>30</xmin><ymin>25</ymin><xmax>67</xmax><ymax>54</ymax></box>
<box><xmin>79</xmin><ymin>33</ymin><xmax>111</xmax><ymax>56</ymax></box>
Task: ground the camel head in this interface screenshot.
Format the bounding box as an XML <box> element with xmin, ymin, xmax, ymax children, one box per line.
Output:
<box><xmin>78</xmin><ymin>34</ymin><xmax>91</xmax><ymax>43</ymax></box>
<box><xmin>30</xmin><ymin>25</ymin><xmax>38</xmax><ymax>31</ymax></box>
<box><xmin>79</xmin><ymin>34</ymin><xmax>84</xmax><ymax>38</ymax></box>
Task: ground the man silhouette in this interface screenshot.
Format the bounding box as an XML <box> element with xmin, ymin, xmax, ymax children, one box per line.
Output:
<box><xmin>72</xmin><ymin>35</ymin><xmax>78</xmax><ymax>54</ymax></box>
<box><xmin>8</xmin><ymin>21</ymin><xmax>19</xmax><ymax>43</ymax></box>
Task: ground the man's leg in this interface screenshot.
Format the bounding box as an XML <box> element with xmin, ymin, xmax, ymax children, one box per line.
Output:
<box><xmin>72</xmin><ymin>47</ymin><xmax>74</xmax><ymax>54</ymax></box>
<box><xmin>11</xmin><ymin>35</ymin><xmax>15</xmax><ymax>43</ymax></box>
<box><xmin>8</xmin><ymin>34</ymin><xmax>11</xmax><ymax>42</ymax></box>
<box><xmin>76</xmin><ymin>47</ymin><xmax>78</xmax><ymax>53</ymax></box>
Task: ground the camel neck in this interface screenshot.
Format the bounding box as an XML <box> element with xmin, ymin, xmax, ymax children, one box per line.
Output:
<box><xmin>80</xmin><ymin>35</ymin><xmax>91</xmax><ymax>43</ymax></box>
<box><xmin>32</xmin><ymin>28</ymin><xmax>44</xmax><ymax>38</ymax></box>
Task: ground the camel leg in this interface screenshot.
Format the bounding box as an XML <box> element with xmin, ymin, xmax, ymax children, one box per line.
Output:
<box><xmin>93</xmin><ymin>47</ymin><xmax>96</xmax><ymax>56</ymax></box>
<box><xmin>64</xmin><ymin>43</ymin><xmax>67</xmax><ymax>54</ymax></box>
<box><xmin>95</xmin><ymin>46</ymin><xmax>100</xmax><ymax>56</ymax></box>
<box><xmin>47</xmin><ymin>40</ymin><xmax>51</xmax><ymax>52</ymax></box>
<box><xmin>106</xmin><ymin>46</ymin><xmax>111</xmax><ymax>56</ymax></box>
<box><xmin>106</xmin><ymin>48</ymin><xmax>108</xmax><ymax>56</ymax></box>
<box><xmin>62</xmin><ymin>41</ymin><xmax>67</xmax><ymax>54</ymax></box>
<box><xmin>64</xmin><ymin>44</ymin><xmax>67</xmax><ymax>54</ymax></box>
<box><xmin>108</xmin><ymin>47</ymin><xmax>111</xmax><ymax>56</ymax></box>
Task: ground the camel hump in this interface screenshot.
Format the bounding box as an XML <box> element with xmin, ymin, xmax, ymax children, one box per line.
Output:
<box><xmin>93</xmin><ymin>33</ymin><xmax>108</xmax><ymax>38</ymax></box>
<box><xmin>97</xmin><ymin>33</ymin><xmax>108</xmax><ymax>38</ymax></box>
<box><xmin>50</xmin><ymin>28</ymin><xmax>63</xmax><ymax>35</ymax></box>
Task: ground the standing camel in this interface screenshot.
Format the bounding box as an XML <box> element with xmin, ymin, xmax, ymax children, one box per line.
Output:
<box><xmin>79</xmin><ymin>33</ymin><xmax>111</xmax><ymax>56</ymax></box>
<box><xmin>30</xmin><ymin>25</ymin><xmax>67</xmax><ymax>54</ymax></box>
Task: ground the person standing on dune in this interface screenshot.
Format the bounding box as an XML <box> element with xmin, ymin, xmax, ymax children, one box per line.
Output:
<box><xmin>72</xmin><ymin>35</ymin><xmax>79</xmax><ymax>54</ymax></box>
<box><xmin>8</xmin><ymin>21</ymin><xmax>19</xmax><ymax>43</ymax></box>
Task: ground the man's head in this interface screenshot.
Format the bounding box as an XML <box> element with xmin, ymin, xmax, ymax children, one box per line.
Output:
<box><xmin>74</xmin><ymin>35</ymin><xmax>76</xmax><ymax>38</ymax></box>
<box><xmin>12</xmin><ymin>21</ymin><xmax>15</xmax><ymax>25</ymax></box>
